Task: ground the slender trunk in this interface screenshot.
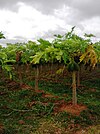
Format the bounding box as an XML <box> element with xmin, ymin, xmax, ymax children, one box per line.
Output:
<box><xmin>18</xmin><ymin>65</ymin><xmax>23</xmax><ymax>86</ymax></box>
<box><xmin>50</xmin><ymin>63</ymin><xmax>53</xmax><ymax>74</ymax></box>
<box><xmin>0</xmin><ymin>66</ymin><xmax>2</xmax><ymax>78</ymax></box>
<box><xmin>72</xmin><ymin>71</ymin><xmax>77</xmax><ymax>105</ymax></box>
<box><xmin>0</xmin><ymin>68</ymin><xmax>4</xmax><ymax>80</ymax></box>
<box><xmin>0</xmin><ymin>66</ymin><xmax>2</xmax><ymax>73</ymax></box>
<box><xmin>40</xmin><ymin>64</ymin><xmax>43</xmax><ymax>72</ymax></box>
<box><xmin>77</xmin><ymin>70</ymin><xmax>80</xmax><ymax>87</ymax></box>
<box><xmin>25</xmin><ymin>63</ymin><xmax>30</xmax><ymax>78</ymax></box>
<box><xmin>35</xmin><ymin>65</ymin><xmax>39</xmax><ymax>90</ymax></box>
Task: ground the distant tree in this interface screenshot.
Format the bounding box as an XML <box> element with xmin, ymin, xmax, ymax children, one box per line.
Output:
<box><xmin>0</xmin><ymin>32</ymin><xmax>5</xmax><ymax>39</ymax></box>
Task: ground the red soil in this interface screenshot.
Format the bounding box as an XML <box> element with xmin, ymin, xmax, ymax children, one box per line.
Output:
<box><xmin>54</xmin><ymin>101</ymin><xmax>87</xmax><ymax>116</ymax></box>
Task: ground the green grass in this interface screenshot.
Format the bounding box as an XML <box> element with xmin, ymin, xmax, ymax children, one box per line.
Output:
<box><xmin>0</xmin><ymin>71</ymin><xmax>100</xmax><ymax>134</ymax></box>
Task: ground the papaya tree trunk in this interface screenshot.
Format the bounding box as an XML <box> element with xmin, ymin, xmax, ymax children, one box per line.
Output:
<box><xmin>18</xmin><ymin>65</ymin><xmax>23</xmax><ymax>86</ymax></box>
<box><xmin>77</xmin><ymin>70</ymin><xmax>80</xmax><ymax>87</ymax></box>
<box><xmin>35</xmin><ymin>65</ymin><xmax>39</xmax><ymax>90</ymax></box>
<box><xmin>50</xmin><ymin>63</ymin><xmax>53</xmax><ymax>74</ymax></box>
<box><xmin>72</xmin><ymin>71</ymin><xmax>77</xmax><ymax>105</ymax></box>
<box><xmin>0</xmin><ymin>66</ymin><xmax>2</xmax><ymax>73</ymax></box>
<box><xmin>40</xmin><ymin>64</ymin><xmax>43</xmax><ymax>72</ymax></box>
<box><xmin>25</xmin><ymin>63</ymin><xmax>30</xmax><ymax>79</ymax></box>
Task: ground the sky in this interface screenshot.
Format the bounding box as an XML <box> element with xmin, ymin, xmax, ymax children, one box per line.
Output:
<box><xmin>0</xmin><ymin>0</ymin><xmax>100</xmax><ymax>46</ymax></box>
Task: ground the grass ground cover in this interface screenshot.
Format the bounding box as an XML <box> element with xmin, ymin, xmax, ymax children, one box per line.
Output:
<box><xmin>0</xmin><ymin>68</ymin><xmax>100</xmax><ymax>134</ymax></box>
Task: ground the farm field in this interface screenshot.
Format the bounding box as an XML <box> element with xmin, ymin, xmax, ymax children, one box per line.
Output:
<box><xmin>0</xmin><ymin>29</ymin><xmax>100</xmax><ymax>134</ymax></box>
<box><xmin>0</xmin><ymin>66</ymin><xmax>100</xmax><ymax>134</ymax></box>
<box><xmin>0</xmin><ymin>0</ymin><xmax>100</xmax><ymax>133</ymax></box>
<box><xmin>0</xmin><ymin>1</ymin><xmax>100</xmax><ymax>133</ymax></box>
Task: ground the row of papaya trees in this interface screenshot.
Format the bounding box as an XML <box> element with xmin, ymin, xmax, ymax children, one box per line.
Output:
<box><xmin>0</xmin><ymin>27</ymin><xmax>100</xmax><ymax>105</ymax></box>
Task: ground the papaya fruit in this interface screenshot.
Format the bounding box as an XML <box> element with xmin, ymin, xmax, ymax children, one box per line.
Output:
<box><xmin>67</xmin><ymin>61</ymin><xmax>79</xmax><ymax>72</ymax></box>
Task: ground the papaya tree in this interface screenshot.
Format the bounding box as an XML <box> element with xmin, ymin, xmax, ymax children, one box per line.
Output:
<box><xmin>30</xmin><ymin>44</ymin><xmax>64</xmax><ymax>90</ymax></box>
<box><xmin>0</xmin><ymin>48</ymin><xmax>15</xmax><ymax>79</ymax></box>
<box><xmin>5</xmin><ymin>43</ymin><xmax>27</xmax><ymax>85</ymax></box>
<box><xmin>52</xmin><ymin>28</ymin><xmax>92</xmax><ymax>105</ymax></box>
<box><xmin>31</xmin><ymin>33</ymin><xmax>81</xmax><ymax>105</ymax></box>
<box><xmin>62</xmin><ymin>38</ymin><xmax>82</xmax><ymax>105</ymax></box>
<box><xmin>0</xmin><ymin>32</ymin><xmax>15</xmax><ymax>79</ymax></box>
<box><xmin>63</xmin><ymin>36</ymin><xmax>97</xmax><ymax>105</ymax></box>
<box><xmin>30</xmin><ymin>39</ymin><xmax>54</xmax><ymax>90</ymax></box>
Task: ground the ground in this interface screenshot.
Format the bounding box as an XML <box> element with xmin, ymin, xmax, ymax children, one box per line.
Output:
<box><xmin>0</xmin><ymin>67</ymin><xmax>100</xmax><ymax>134</ymax></box>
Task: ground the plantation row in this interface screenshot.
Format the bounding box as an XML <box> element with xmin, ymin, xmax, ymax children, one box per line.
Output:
<box><xmin>0</xmin><ymin>28</ymin><xmax>100</xmax><ymax>105</ymax></box>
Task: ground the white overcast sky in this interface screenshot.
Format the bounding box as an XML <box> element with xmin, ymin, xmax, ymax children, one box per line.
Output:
<box><xmin>0</xmin><ymin>0</ymin><xmax>100</xmax><ymax>45</ymax></box>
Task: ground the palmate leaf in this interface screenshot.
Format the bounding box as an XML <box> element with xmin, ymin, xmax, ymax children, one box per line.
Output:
<box><xmin>54</xmin><ymin>34</ymin><xmax>63</xmax><ymax>38</ymax></box>
<box><xmin>2</xmin><ymin>64</ymin><xmax>13</xmax><ymax>79</ymax></box>
<box><xmin>84</xmin><ymin>33</ymin><xmax>95</xmax><ymax>38</ymax></box>
<box><xmin>94</xmin><ymin>42</ymin><xmax>100</xmax><ymax>63</ymax></box>
<box><xmin>44</xmin><ymin>47</ymin><xmax>59</xmax><ymax>62</ymax></box>
<box><xmin>45</xmin><ymin>46</ymin><xmax>58</xmax><ymax>53</ymax></box>
<box><xmin>0</xmin><ymin>52</ymin><xmax>7</xmax><ymax>60</ymax></box>
<box><xmin>37</xmin><ymin>38</ymin><xmax>51</xmax><ymax>49</ymax></box>
<box><xmin>43</xmin><ymin>52</ymin><xmax>51</xmax><ymax>62</ymax></box>
<box><xmin>62</xmin><ymin>52</ymin><xmax>69</xmax><ymax>64</ymax></box>
<box><xmin>4</xmin><ymin>60</ymin><xmax>16</xmax><ymax>64</ymax></box>
<box><xmin>56</xmin><ymin>66</ymin><xmax>65</xmax><ymax>74</ymax></box>
<box><xmin>55</xmin><ymin>50</ymin><xmax>63</xmax><ymax>61</ymax></box>
<box><xmin>80</xmin><ymin>53</ymin><xmax>86</xmax><ymax>62</ymax></box>
<box><xmin>30</xmin><ymin>52</ymin><xmax>44</xmax><ymax>64</ymax></box>
<box><xmin>80</xmin><ymin>44</ymin><xmax>97</xmax><ymax>69</ymax></box>
<box><xmin>56</xmin><ymin>55</ymin><xmax>62</xmax><ymax>61</ymax></box>
<box><xmin>2</xmin><ymin>64</ymin><xmax>12</xmax><ymax>72</ymax></box>
<box><xmin>91</xmin><ymin>56</ymin><xmax>97</xmax><ymax>68</ymax></box>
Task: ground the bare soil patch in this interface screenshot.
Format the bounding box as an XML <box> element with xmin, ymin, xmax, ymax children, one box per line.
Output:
<box><xmin>54</xmin><ymin>101</ymin><xmax>87</xmax><ymax>116</ymax></box>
